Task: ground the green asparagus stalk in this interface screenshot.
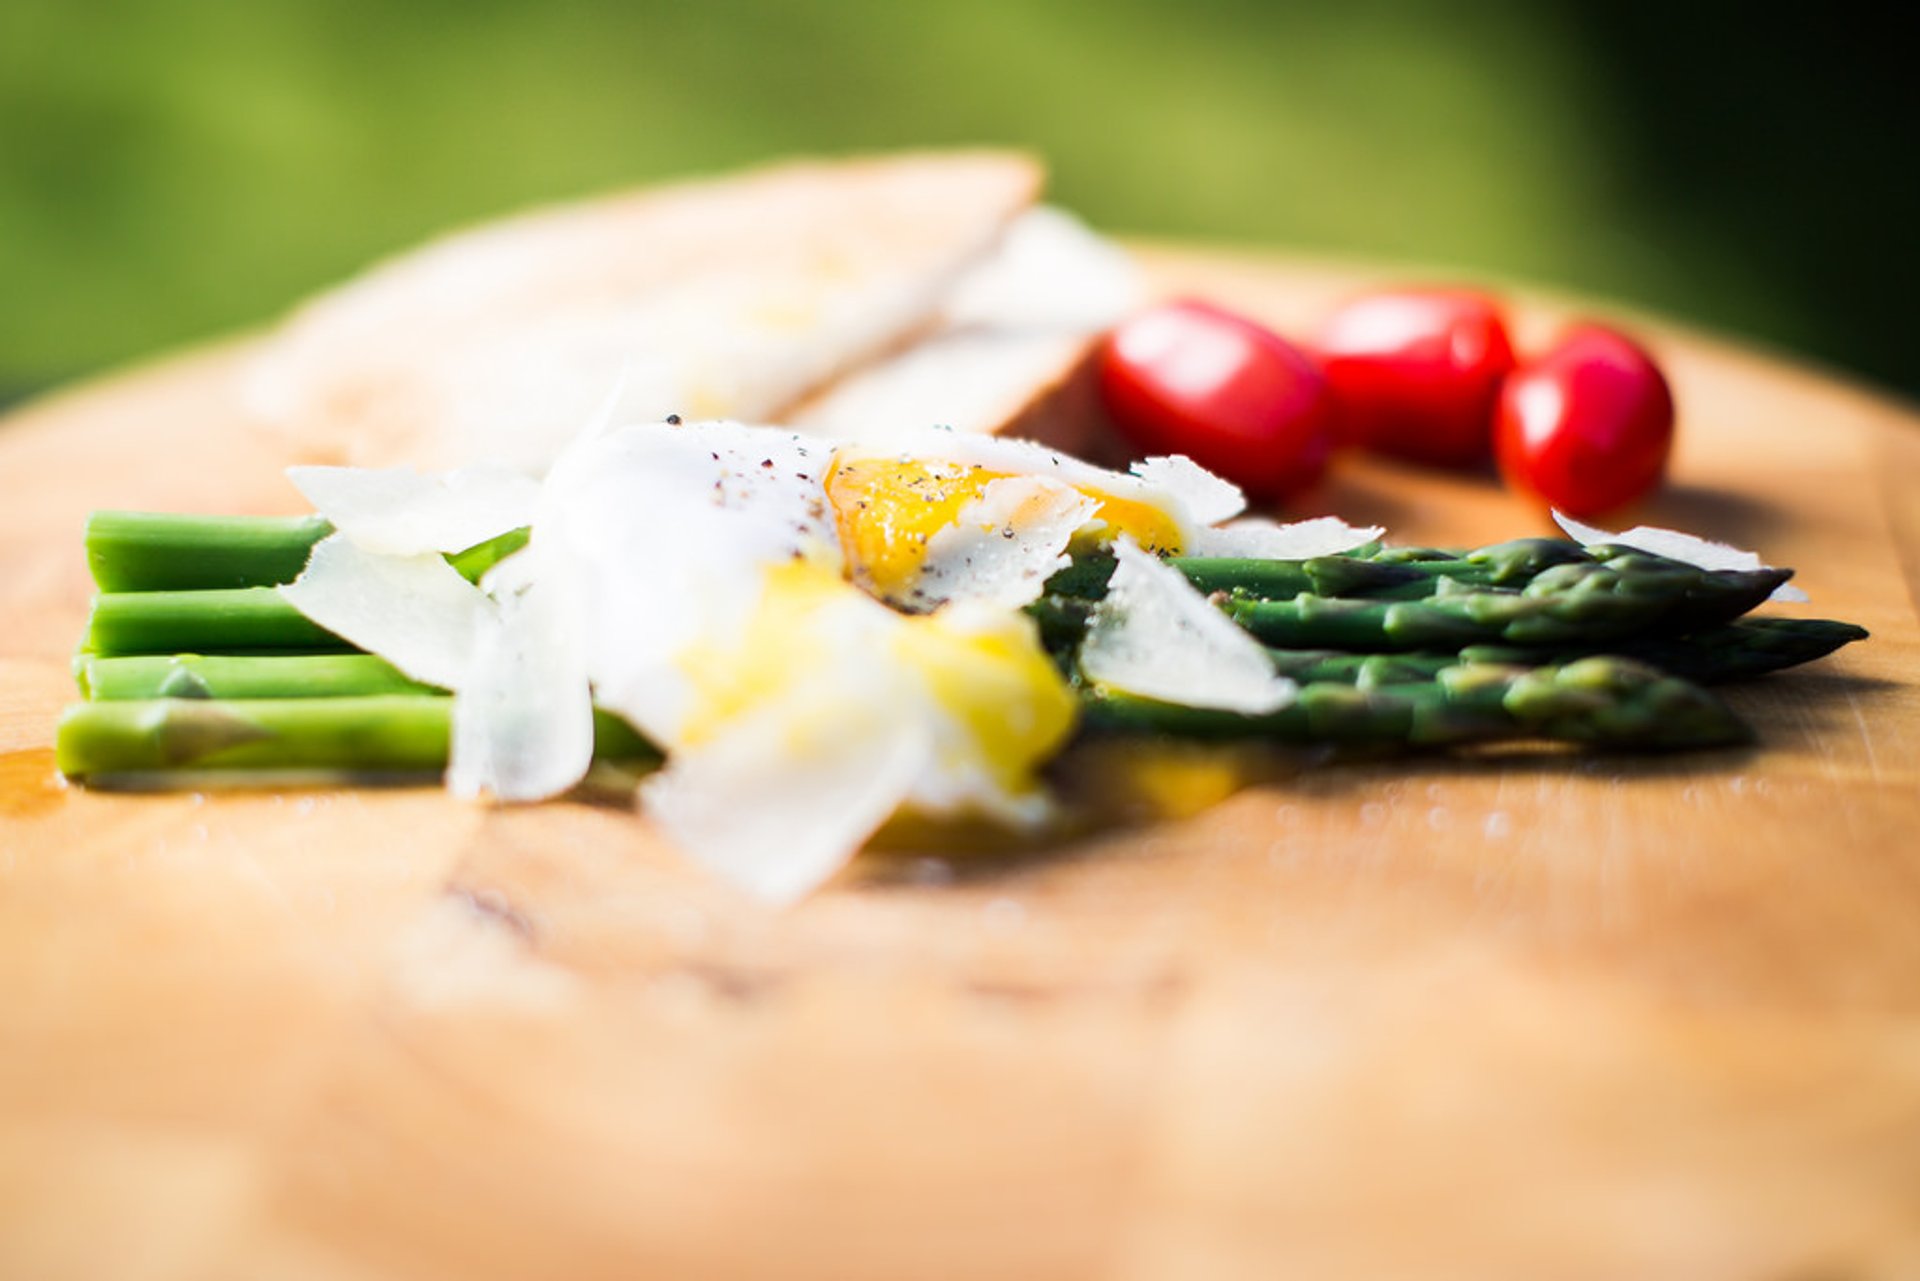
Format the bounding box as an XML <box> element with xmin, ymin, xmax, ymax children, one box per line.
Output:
<box><xmin>85</xmin><ymin>512</ymin><xmax>330</xmax><ymax>591</ymax></box>
<box><xmin>84</xmin><ymin>588</ymin><xmax>348</xmax><ymax>656</ymax></box>
<box><xmin>79</xmin><ymin>652</ymin><xmax>435</xmax><ymax>700</ymax></box>
<box><xmin>1222</xmin><ymin>556</ymin><xmax>1791</xmax><ymax>650</ymax></box>
<box><xmin>1060</xmin><ymin>539</ymin><xmax>1790</xmax><ymax>611</ymax></box>
<box><xmin>84</xmin><ymin>511</ymin><xmax>530</xmax><ymax>592</ymax></box>
<box><xmin>59</xmin><ymin>695</ymin><xmax>453</xmax><ymax>775</ymax></box>
<box><xmin>1171</xmin><ymin>537</ymin><xmax>1595</xmax><ymax>600</ymax></box>
<box><xmin>1257</xmin><ymin>649</ymin><xmax>1474</xmax><ymax>688</ymax></box>
<box><xmin>1455</xmin><ymin>617</ymin><xmax>1870</xmax><ymax>684</ymax></box>
<box><xmin>56</xmin><ymin>696</ymin><xmax>656</xmax><ymax>778</ymax></box>
<box><xmin>1259</xmin><ymin>617</ymin><xmax>1870</xmax><ymax>687</ymax></box>
<box><xmin>1080</xmin><ymin>657</ymin><xmax>1752</xmax><ymax>751</ymax></box>
<box><xmin>1039</xmin><ymin>544</ymin><xmax>1793</xmax><ymax>650</ymax></box>
<box><xmin>95</xmin><ymin>552</ymin><xmax>1782</xmax><ymax>663</ymax></box>
<box><xmin>446</xmin><ymin>526</ymin><xmax>532</xmax><ymax>583</ymax></box>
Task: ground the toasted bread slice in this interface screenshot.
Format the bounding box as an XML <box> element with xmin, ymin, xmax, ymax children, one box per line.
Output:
<box><xmin>246</xmin><ymin>151</ymin><xmax>1043</xmax><ymax>471</ymax></box>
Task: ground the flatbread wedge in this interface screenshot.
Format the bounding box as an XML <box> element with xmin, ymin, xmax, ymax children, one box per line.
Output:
<box><xmin>246</xmin><ymin>150</ymin><xmax>1044</xmax><ymax>471</ymax></box>
<box><xmin>787</xmin><ymin>205</ymin><xmax>1139</xmax><ymax>455</ymax></box>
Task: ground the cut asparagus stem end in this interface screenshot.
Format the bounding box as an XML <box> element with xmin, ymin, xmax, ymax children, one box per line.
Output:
<box><xmin>56</xmin><ymin>696</ymin><xmax>658</xmax><ymax>779</ymax></box>
<box><xmin>85</xmin><ymin>588</ymin><xmax>349</xmax><ymax>656</ymax></box>
<box><xmin>86</xmin><ymin>512</ymin><xmax>332</xmax><ymax>592</ymax></box>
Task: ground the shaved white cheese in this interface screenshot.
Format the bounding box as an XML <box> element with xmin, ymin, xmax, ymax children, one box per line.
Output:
<box><xmin>438</xmin><ymin>386</ymin><xmax>627</xmax><ymax>803</ymax></box>
<box><xmin>278</xmin><ymin>534</ymin><xmax>491</xmax><ymax>690</ymax></box>
<box><xmin>1080</xmin><ymin>540</ymin><xmax>1296</xmax><ymax>713</ymax></box>
<box><xmin>640</xmin><ymin>691</ymin><xmax>934</xmax><ymax>904</ymax></box>
<box><xmin>913</xmin><ymin>478</ymin><xmax>1097</xmax><ymax>610</ymax></box>
<box><xmin>1187</xmin><ymin>515</ymin><xmax>1384</xmax><ymax>560</ymax></box>
<box><xmin>448</xmin><ymin>567</ymin><xmax>595</xmax><ymax>803</ymax></box>
<box><xmin>1130</xmin><ymin>456</ymin><xmax>1245</xmax><ymax>526</ymax></box>
<box><xmin>1552</xmin><ymin>510</ymin><xmax>1809</xmax><ymax>603</ymax></box>
<box><xmin>288</xmin><ymin>464</ymin><xmax>539</xmax><ymax>555</ymax></box>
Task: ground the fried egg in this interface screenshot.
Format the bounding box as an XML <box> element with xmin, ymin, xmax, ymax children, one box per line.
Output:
<box><xmin>515</xmin><ymin>420</ymin><xmax>1084</xmax><ymax>898</ymax></box>
<box><xmin>279</xmin><ymin>417</ymin><xmax>1378</xmax><ymax>900</ymax></box>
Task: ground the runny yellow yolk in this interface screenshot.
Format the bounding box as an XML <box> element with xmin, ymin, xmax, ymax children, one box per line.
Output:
<box><xmin>823</xmin><ymin>455</ymin><xmax>1185</xmax><ymax>601</ymax></box>
<box><xmin>672</xmin><ymin>559</ymin><xmax>846</xmax><ymax>747</ymax></box>
<box><xmin>672</xmin><ymin>561</ymin><xmax>1077</xmax><ymax>805</ymax></box>
<box><xmin>887</xmin><ymin>604</ymin><xmax>1079</xmax><ymax>799</ymax></box>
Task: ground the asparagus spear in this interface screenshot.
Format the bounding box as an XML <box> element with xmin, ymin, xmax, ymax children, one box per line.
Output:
<box><xmin>1259</xmin><ymin>617</ymin><xmax>1870</xmax><ymax>687</ymax></box>
<box><xmin>1221</xmin><ymin>556</ymin><xmax>1791</xmax><ymax>649</ymax></box>
<box><xmin>1039</xmin><ymin>543</ymin><xmax>1792</xmax><ymax>648</ymax></box>
<box><xmin>89</xmin><ymin>549</ymin><xmax>1787</xmax><ymax>661</ymax></box>
<box><xmin>85</xmin><ymin>588</ymin><xmax>349</xmax><ymax>655</ymax></box>
<box><xmin>56</xmin><ymin>696</ymin><xmax>656</xmax><ymax>778</ymax></box>
<box><xmin>85</xmin><ymin>512</ymin><xmax>330</xmax><ymax>591</ymax></box>
<box><xmin>79</xmin><ymin>652</ymin><xmax>435</xmax><ymax>700</ymax></box>
<box><xmin>84</xmin><ymin>511</ymin><xmax>529</xmax><ymax>592</ymax></box>
<box><xmin>1456</xmin><ymin>617</ymin><xmax>1870</xmax><ymax>683</ymax></box>
<box><xmin>1061</xmin><ymin>538</ymin><xmax>1785</xmax><ymax>610</ymax></box>
<box><xmin>1172</xmin><ymin>537</ymin><xmax>1595</xmax><ymax>600</ymax></box>
<box><xmin>446</xmin><ymin>526</ymin><xmax>531</xmax><ymax>583</ymax></box>
<box><xmin>62</xmin><ymin>653</ymin><xmax>1738</xmax><ymax>779</ymax></box>
<box><xmin>1080</xmin><ymin>657</ymin><xmax>1752</xmax><ymax>751</ymax></box>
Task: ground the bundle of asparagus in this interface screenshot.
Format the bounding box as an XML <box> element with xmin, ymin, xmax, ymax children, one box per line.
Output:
<box><xmin>63</xmin><ymin>514</ymin><xmax>646</xmax><ymax>778</ymax></box>
<box><xmin>1038</xmin><ymin>538</ymin><xmax>1864</xmax><ymax>750</ymax></box>
<box><xmin>59</xmin><ymin>518</ymin><xmax>1866</xmax><ymax>781</ymax></box>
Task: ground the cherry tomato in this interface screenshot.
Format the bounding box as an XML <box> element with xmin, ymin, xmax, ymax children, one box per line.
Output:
<box><xmin>1316</xmin><ymin>288</ymin><xmax>1515</xmax><ymax>467</ymax></box>
<box><xmin>1095</xmin><ymin>299</ymin><xmax>1334</xmax><ymax>501</ymax></box>
<box><xmin>1494</xmin><ymin>324</ymin><xmax>1674</xmax><ymax>516</ymax></box>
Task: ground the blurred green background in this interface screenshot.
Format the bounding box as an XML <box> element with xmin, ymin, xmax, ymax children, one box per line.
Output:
<box><xmin>1</xmin><ymin>0</ymin><xmax>1912</xmax><ymax>407</ymax></box>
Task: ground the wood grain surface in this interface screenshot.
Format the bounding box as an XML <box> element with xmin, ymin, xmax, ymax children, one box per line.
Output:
<box><xmin>3</xmin><ymin>249</ymin><xmax>1919</xmax><ymax>1281</ymax></box>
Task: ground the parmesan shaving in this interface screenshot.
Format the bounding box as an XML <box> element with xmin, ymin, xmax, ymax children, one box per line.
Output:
<box><xmin>448</xmin><ymin>566</ymin><xmax>594</xmax><ymax>803</ymax></box>
<box><xmin>639</xmin><ymin>677</ymin><xmax>935</xmax><ymax>904</ymax></box>
<box><xmin>277</xmin><ymin>534</ymin><xmax>492</xmax><ymax>690</ymax></box>
<box><xmin>1130</xmin><ymin>456</ymin><xmax>1246</xmax><ymax>526</ymax></box>
<box><xmin>1080</xmin><ymin>539</ymin><xmax>1296</xmax><ymax>713</ymax></box>
<box><xmin>288</xmin><ymin>464</ymin><xmax>539</xmax><ymax>556</ymax></box>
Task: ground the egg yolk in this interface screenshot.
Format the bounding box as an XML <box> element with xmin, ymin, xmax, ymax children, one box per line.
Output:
<box><xmin>672</xmin><ymin>559</ymin><xmax>846</xmax><ymax>747</ymax></box>
<box><xmin>823</xmin><ymin>455</ymin><xmax>1185</xmax><ymax>601</ymax></box>
<box><xmin>889</xmin><ymin>606</ymin><xmax>1079</xmax><ymax>798</ymax></box>
<box><xmin>672</xmin><ymin>560</ymin><xmax>1077</xmax><ymax>809</ymax></box>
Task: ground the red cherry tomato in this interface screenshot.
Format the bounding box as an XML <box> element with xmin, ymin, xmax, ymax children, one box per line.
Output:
<box><xmin>1096</xmin><ymin>299</ymin><xmax>1334</xmax><ymax>502</ymax></box>
<box><xmin>1494</xmin><ymin>324</ymin><xmax>1675</xmax><ymax>517</ymax></box>
<box><xmin>1316</xmin><ymin>288</ymin><xmax>1515</xmax><ymax>467</ymax></box>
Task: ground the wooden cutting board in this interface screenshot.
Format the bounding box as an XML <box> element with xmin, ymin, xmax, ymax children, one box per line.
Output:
<box><xmin>3</xmin><ymin>248</ymin><xmax>1919</xmax><ymax>1281</ymax></box>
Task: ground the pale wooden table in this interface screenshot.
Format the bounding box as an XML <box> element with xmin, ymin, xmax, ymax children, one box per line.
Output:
<box><xmin>3</xmin><ymin>249</ymin><xmax>1918</xmax><ymax>1280</ymax></box>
